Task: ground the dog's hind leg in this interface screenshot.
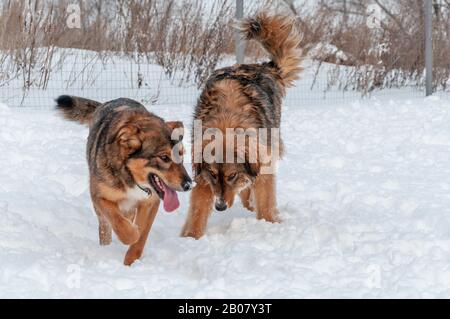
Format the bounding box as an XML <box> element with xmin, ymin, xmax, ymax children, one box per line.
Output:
<box><xmin>253</xmin><ymin>174</ymin><xmax>280</xmax><ymax>223</ymax></box>
<box><xmin>94</xmin><ymin>205</ymin><xmax>112</xmax><ymax>246</ymax></box>
<box><xmin>181</xmin><ymin>179</ymin><xmax>214</xmax><ymax>239</ymax></box>
<box><xmin>124</xmin><ymin>200</ymin><xmax>159</xmax><ymax>266</ymax></box>
<box><xmin>98</xmin><ymin>215</ymin><xmax>112</xmax><ymax>246</ymax></box>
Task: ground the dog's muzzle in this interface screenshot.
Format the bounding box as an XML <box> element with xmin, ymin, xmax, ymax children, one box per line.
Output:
<box><xmin>215</xmin><ymin>198</ymin><xmax>227</xmax><ymax>211</ymax></box>
<box><xmin>181</xmin><ymin>177</ymin><xmax>193</xmax><ymax>191</ymax></box>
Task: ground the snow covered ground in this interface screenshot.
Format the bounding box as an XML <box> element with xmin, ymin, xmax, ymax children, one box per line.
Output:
<box><xmin>1</xmin><ymin>92</ymin><xmax>450</xmax><ymax>298</ymax></box>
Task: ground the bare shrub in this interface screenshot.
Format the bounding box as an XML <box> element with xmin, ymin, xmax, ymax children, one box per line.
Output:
<box><xmin>113</xmin><ymin>0</ymin><xmax>234</xmax><ymax>87</ymax></box>
<box><xmin>0</xmin><ymin>0</ymin><xmax>69</xmax><ymax>91</ymax></box>
<box><xmin>283</xmin><ymin>0</ymin><xmax>450</xmax><ymax>93</ymax></box>
<box><xmin>0</xmin><ymin>0</ymin><xmax>237</xmax><ymax>93</ymax></box>
<box><xmin>1</xmin><ymin>0</ymin><xmax>448</xmax><ymax>98</ymax></box>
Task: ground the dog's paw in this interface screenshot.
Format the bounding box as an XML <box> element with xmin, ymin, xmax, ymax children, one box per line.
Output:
<box><xmin>263</xmin><ymin>216</ymin><xmax>281</xmax><ymax>223</ymax></box>
<box><xmin>242</xmin><ymin>202</ymin><xmax>255</xmax><ymax>212</ymax></box>
<box><xmin>271</xmin><ymin>215</ymin><xmax>282</xmax><ymax>223</ymax></box>
<box><xmin>123</xmin><ymin>248</ymin><xmax>143</xmax><ymax>266</ymax></box>
<box><xmin>181</xmin><ymin>228</ymin><xmax>204</xmax><ymax>240</ymax></box>
<box><xmin>258</xmin><ymin>209</ymin><xmax>281</xmax><ymax>223</ymax></box>
<box><xmin>271</xmin><ymin>209</ymin><xmax>282</xmax><ymax>223</ymax></box>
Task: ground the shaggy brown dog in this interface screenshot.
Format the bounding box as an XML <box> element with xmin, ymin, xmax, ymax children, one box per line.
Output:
<box><xmin>181</xmin><ymin>12</ymin><xmax>303</xmax><ymax>239</ymax></box>
<box><xmin>56</xmin><ymin>96</ymin><xmax>192</xmax><ymax>265</ymax></box>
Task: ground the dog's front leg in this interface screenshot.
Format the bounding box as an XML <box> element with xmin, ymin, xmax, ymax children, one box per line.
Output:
<box><xmin>124</xmin><ymin>200</ymin><xmax>159</xmax><ymax>266</ymax></box>
<box><xmin>96</xmin><ymin>198</ymin><xmax>140</xmax><ymax>245</ymax></box>
<box><xmin>240</xmin><ymin>188</ymin><xmax>255</xmax><ymax>212</ymax></box>
<box><xmin>253</xmin><ymin>174</ymin><xmax>280</xmax><ymax>223</ymax></box>
<box><xmin>181</xmin><ymin>180</ymin><xmax>214</xmax><ymax>239</ymax></box>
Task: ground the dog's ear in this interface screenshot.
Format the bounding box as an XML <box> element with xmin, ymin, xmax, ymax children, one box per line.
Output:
<box><xmin>237</xmin><ymin>136</ymin><xmax>260</xmax><ymax>178</ymax></box>
<box><xmin>166</xmin><ymin>121</ymin><xmax>184</xmax><ymax>141</ymax></box>
<box><xmin>244</xmin><ymin>160</ymin><xmax>260</xmax><ymax>177</ymax></box>
<box><xmin>166</xmin><ymin>121</ymin><xmax>183</xmax><ymax>130</ymax></box>
<box><xmin>117</xmin><ymin>125</ymin><xmax>142</xmax><ymax>155</ymax></box>
<box><xmin>193</xmin><ymin>162</ymin><xmax>202</xmax><ymax>179</ymax></box>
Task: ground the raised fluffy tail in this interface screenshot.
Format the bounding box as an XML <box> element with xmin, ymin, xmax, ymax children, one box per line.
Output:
<box><xmin>55</xmin><ymin>95</ymin><xmax>101</xmax><ymax>125</ymax></box>
<box><xmin>239</xmin><ymin>12</ymin><xmax>303</xmax><ymax>87</ymax></box>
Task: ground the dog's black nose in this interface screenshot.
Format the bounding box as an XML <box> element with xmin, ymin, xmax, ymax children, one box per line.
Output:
<box><xmin>215</xmin><ymin>199</ymin><xmax>227</xmax><ymax>211</ymax></box>
<box><xmin>181</xmin><ymin>177</ymin><xmax>193</xmax><ymax>191</ymax></box>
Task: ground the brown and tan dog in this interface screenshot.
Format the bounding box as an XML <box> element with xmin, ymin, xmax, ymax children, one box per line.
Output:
<box><xmin>181</xmin><ymin>13</ymin><xmax>303</xmax><ymax>239</ymax></box>
<box><xmin>56</xmin><ymin>96</ymin><xmax>192</xmax><ymax>265</ymax></box>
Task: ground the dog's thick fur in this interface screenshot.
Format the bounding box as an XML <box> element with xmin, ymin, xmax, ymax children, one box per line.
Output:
<box><xmin>181</xmin><ymin>12</ymin><xmax>303</xmax><ymax>239</ymax></box>
<box><xmin>56</xmin><ymin>96</ymin><xmax>192</xmax><ymax>265</ymax></box>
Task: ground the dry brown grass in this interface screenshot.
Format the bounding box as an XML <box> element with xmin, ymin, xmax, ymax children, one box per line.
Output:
<box><xmin>0</xmin><ymin>1</ymin><xmax>67</xmax><ymax>90</ymax></box>
<box><xmin>0</xmin><ymin>0</ymin><xmax>448</xmax><ymax>95</ymax></box>
<box><xmin>282</xmin><ymin>0</ymin><xmax>450</xmax><ymax>93</ymax></box>
<box><xmin>0</xmin><ymin>0</ymin><xmax>236</xmax><ymax>90</ymax></box>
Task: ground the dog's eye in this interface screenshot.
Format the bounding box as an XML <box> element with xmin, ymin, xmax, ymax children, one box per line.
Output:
<box><xmin>159</xmin><ymin>155</ymin><xmax>171</xmax><ymax>163</ymax></box>
<box><xmin>227</xmin><ymin>173</ymin><xmax>237</xmax><ymax>181</ymax></box>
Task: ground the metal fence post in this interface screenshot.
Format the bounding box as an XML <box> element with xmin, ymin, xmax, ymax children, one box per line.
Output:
<box><xmin>235</xmin><ymin>0</ymin><xmax>245</xmax><ymax>64</ymax></box>
<box><xmin>425</xmin><ymin>0</ymin><xmax>433</xmax><ymax>96</ymax></box>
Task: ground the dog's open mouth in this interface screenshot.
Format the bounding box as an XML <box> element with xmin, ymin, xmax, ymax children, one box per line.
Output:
<box><xmin>148</xmin><ymin>174</ymin><xmax>180</xmax><ymax>213</ymax></box>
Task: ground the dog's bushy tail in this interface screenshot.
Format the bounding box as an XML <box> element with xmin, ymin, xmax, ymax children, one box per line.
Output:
<box><xmin>55</xmin><ymin>95</ymin><xmax>101</xmax><ymax>125</ymax></box>
<box><xmin>239</xmin><ymin>12</ymin><xmax>303</xmax><ymax>87</ymax></box>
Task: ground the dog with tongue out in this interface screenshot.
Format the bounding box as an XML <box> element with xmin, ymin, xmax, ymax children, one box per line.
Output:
<box><xmin>56</xmin><ymin>96</ymin><xmax>192</xmax><ymax>265</ymax></box>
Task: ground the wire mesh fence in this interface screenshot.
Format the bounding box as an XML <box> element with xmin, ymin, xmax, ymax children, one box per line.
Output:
<box><xmin>0</xmin><ymin>51</ymin><xmax>443</xmax><ymax>110</ymax></box>
<box><xmin>0</xmin><ymin>49</ymin><xmax>200</xmax><ymax>108</ymax></box>
<box><xmin>0</xmin><ymin>0</ymin><xmax>448</xmax><ymax>109</ymax></box>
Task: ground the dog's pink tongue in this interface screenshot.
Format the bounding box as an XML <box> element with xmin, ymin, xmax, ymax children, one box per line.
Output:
<box><xmin>163</xmin><ymin>185</ymin><xmax>179</xmax><ymax>212</ymax></box>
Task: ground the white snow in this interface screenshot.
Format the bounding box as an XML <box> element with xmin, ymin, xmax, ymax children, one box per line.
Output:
<box><xmin>1</xmin><ymin>91</ymin><xmax>450</xmax><ymax>298</ymax></box>
<box><xmin>308</xmin><ymin>43</ymin><xmax>349</xmax><ymax>63</ymax></box>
